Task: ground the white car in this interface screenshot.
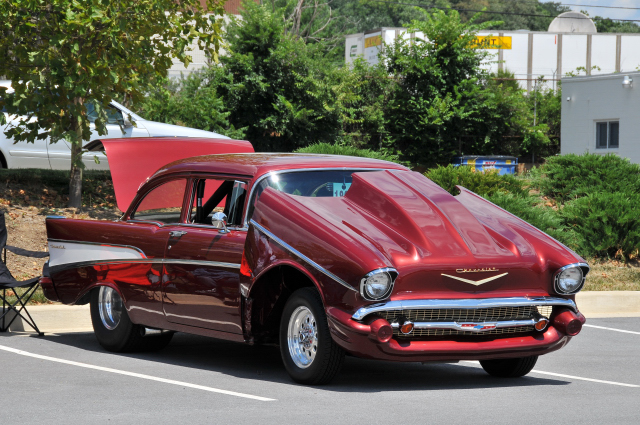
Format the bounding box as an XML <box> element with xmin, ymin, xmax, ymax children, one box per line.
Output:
<box><xmin>0</xmin><ymin>80</ymin><xmax>229</xmax><ymax>170</ymax></box>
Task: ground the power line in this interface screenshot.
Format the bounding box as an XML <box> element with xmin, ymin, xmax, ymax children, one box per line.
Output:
<box><xmin>502</xmin><ymin>0</ymin><xmax>640</xmax><ymax>11</ymax></box>
<box><xmin>368</xmin><ymin>0</ymin><xmax>640</xmax><ymax>23</ymax></box>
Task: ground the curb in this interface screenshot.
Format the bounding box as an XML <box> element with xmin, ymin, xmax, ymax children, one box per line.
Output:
<box><xmin>2</xmin><ymin>292</ymin><xmax>639</xmax><ymax>334</ymax></box>
<box><xmin>576</xmin><ymin>291</ymin><xmax>640</xmax><ymax>318</ymax></box>
<box><xmin>3</xmin><ymin>304</ymin><xmax>92</xmax><ymax>333</ymax></box>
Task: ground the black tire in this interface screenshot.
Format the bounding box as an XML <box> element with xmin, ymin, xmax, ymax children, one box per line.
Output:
<box><xmin>90</xmin><ymin>287</ymin><xmax>173</xmax><ymax>353</ymax></box>
<box><xmin>480</xmin><ymin>355</ymin><xmax>538</xmax><ymax>378</ymax></box>
<box><xmin>279</xmin><ymin>288</ymin><xmax>344</xmax><ymax>385</ymax></box>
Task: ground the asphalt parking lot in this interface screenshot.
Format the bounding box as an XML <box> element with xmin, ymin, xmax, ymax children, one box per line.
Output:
<box><xmin>1</xmin><ymin>317</ymin><xmax>638</xmax><ymax>425</ymax></box>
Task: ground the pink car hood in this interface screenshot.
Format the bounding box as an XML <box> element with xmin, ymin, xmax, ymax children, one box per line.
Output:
<box><xmin>88</xmin><ymin>137</ymin><xmax>254</xmax><ymax>210</ymax></box>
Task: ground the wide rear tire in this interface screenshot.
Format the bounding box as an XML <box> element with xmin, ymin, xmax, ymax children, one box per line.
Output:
<box><xmin>279</xmin><ymin>288</ymin><xmax>344</xmax><ymax>385</ymax></box>
<box><xmin>90</xmin><ymin>286</ymin><xmax>173</xmax><ymax>352</ymax></box>
<box><xmin>480</xmin><ymin>355</ymin><xmax>538</xmax><ymax>378</ymax></box>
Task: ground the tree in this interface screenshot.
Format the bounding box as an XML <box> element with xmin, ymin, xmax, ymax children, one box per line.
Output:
<box><xmin>383</xmin><ymin>10</ymin><xmax>499</xmax><ymax>166</ymax></box>
<box><xmin>0</xmin><ymin>0</ymin><xmax>225</xmax><ymax>208</ymax></box>
<box><xmin>210</xmin><ymin>1</ymin><xmax>340</xmax><ymax>151</ymax></box>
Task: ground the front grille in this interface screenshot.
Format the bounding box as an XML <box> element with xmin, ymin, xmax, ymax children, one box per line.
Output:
<box><xmin>377</xmin><ymin>305</ymin><xmax>553</xmax><ymax>338</ymax></box>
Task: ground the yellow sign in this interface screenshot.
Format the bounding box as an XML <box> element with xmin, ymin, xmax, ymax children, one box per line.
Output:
<box><xmin>471</xmin><ymin>36</ymin><xmax>512</xmax><ymax>50</ymax></box>
<box><xmin>364</xmin><ymin>35</ymin><xmax>382</xmax><ymax>49</ymax></box>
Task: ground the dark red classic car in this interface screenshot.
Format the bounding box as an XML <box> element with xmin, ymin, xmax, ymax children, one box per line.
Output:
<box><xmin>41</xmin><ymin>140</ymin><xmax>589</xmax><ymax>384</ymax></box>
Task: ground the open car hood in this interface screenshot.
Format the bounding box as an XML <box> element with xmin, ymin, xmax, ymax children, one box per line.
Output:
<box><xmin>85</xmin><ymin>137</ymin><xmax>254</xmax><ymax>211</ymax></box>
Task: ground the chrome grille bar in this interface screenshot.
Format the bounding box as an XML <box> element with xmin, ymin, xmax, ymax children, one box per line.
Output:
<box><xmin>390</xmin><ymin>318</ymin><xmax>538</xmax><ymax>333</ymax></box>
<box><xmin>352</xmin><ymin>296</ymin><xmax>576</xmax><ymax>321</ymax></box>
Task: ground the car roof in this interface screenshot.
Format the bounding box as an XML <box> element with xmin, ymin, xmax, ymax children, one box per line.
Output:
<box><xmin>155</xmin><ymin>153</ymin><xmax>409</xmax><ymax>179</ymax></box>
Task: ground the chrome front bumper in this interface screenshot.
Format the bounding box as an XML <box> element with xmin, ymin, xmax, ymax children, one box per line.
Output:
<box><xmin>351</xmin><ymin>296</ymin><xmax>577</xmax><ymax>321</ymax></box>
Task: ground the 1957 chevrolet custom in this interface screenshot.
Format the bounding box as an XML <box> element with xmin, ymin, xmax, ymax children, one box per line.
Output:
<box><xmin>41</xmin><ymin>138</ymin><xmax>589</xmax><ymax>384</ymax></box>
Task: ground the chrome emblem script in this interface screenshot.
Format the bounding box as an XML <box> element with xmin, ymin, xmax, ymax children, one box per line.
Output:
<box><xmin>441</xmin><ymin>272</ymin><xmax>508</xmax><ymax>286</ymax></box>
<box><xmin>456</xmin><ymin>267</ymin><xmax>499</xmax><ymax>273</ymax></box>
<box><xmin>50</xmin><ymin>244</ymin><xmax>65</xmax><ymax>249</ymax></box>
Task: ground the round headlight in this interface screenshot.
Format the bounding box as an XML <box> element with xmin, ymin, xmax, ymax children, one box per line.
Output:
<box><xmin>361</xmin><ymin>272</ymin><xmax>393</xmax><ymax>300</ymax></box>
<box><xmin>555</xmin><ymin>266</ymin><xmax>584</xmax><ymax>294</ymax></box>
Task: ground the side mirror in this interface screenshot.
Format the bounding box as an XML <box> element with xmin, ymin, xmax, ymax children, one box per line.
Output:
<box><xmin>211</xmin><ymin>212</ymin><xmax>229</xmax><ymax>234</ymax></box>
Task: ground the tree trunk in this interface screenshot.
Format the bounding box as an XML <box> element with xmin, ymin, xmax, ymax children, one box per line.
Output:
<box><xmin>68</xmin><ymin>122</ymin><xmax>84</xmax><ymax>208</ymax></box>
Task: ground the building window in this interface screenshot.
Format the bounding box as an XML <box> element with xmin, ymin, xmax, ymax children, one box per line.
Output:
<box><xmin>596</xmin><ymin>121</ymin><xmax>619</xmax><ymax>149</ymax></box>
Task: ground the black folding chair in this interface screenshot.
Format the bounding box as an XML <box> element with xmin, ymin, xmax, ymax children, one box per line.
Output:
<box><xmin>0</xmin><ymin>213</ymin><xmax>49</xmax><ymax>335</ymax></box>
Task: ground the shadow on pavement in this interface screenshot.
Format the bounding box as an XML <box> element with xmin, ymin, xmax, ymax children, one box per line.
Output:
<box><xmin>1</xmin><ymin>331</ymin><xmax>569</xmax><ymax>392</ymax></box>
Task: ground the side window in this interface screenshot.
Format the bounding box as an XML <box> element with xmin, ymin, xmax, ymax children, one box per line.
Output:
<box><xmin>131</xmin><ymin>179</ymin><xmax>187</xmax><ymax>224</ymax></box>
<box><xmin>190</xmin><ymin>178</ymin><xmax>247</xmax><ymax>227</ymax></box>
<box><xmin>86</xmin><ymin>101</ymin><xmax>124</xmax><ymax>125</ymax></box>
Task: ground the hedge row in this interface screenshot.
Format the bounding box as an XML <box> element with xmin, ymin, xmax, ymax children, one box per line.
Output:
<box><xmin>426</xmin><ymin>155</ymin><xmax>640</xmax><ymax>261</ymax></box>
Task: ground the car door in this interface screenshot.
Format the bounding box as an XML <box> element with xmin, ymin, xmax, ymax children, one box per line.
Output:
<box><xmin>160</xmin><ymin>177</ymin><xmax>248</xmax><ymax>334</ymax></box>
<box><xmin>1</xmin><ymin>105</ymin><xmax>52</xmax><ymax>169</ymax></box>
<box><xmin>119</xmin><ymin>177</ymin><xmax>190</xmax><ymax>327</ymax></box>
<box><xmin>47</xmin><ymin>101</ymin><xmax>149</xmax><ymax>170</ymax></box>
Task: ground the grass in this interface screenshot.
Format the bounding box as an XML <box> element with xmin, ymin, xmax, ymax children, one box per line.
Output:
<box><xmin>583</xmin><ymin>260</ymin><xmax>640</xmax><ymax>291</ymax></box>
<box><xmin>2</xmin><ymin>287</ymin><xmax>51</xmax><ymax>306</ymax></box>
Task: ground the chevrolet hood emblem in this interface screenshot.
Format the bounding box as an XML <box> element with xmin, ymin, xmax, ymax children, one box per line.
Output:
<box><xmin>441</xmin><ymin>272</ymin><xmax>508</xmax><ymax>286</ymax></box>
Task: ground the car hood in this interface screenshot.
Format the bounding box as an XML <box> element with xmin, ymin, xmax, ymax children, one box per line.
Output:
<box><xmin>87</xmin><ymin>137</ymin><xmax>253</xmax><ymax>211</ymax></box>
<box><xmin>250</xmin><ymin>169</ymin><xmax>585</xmax><ymax>297</ymax></box>
<box><xmin>141</xmin><ymin>120</ymin><xmax>230</xmax><ymax>139</ymax></box>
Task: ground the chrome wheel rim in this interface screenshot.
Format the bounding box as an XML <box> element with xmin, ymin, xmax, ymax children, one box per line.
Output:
<box><xmin>287</xmin><ymin>306</ymin><xmax>318</xmax><ymax>369</ymax></box>
<box><xmin>98</xmin><ymin>286</ymin><xmax>123</xmax><ymax>330</ymax></box>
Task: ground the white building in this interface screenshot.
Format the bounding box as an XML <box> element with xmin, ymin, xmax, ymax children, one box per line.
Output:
<box><xmin>561</xmin><ymin>72</ymin><xmax>640</xmax><ymax>162</ymax></box>
<box><xmin>345</xmin><ymin>22</ymin><xmax>640</xmax><ymax>91</ymax></box>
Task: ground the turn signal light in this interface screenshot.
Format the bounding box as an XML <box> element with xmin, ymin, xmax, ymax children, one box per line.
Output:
<box><xmin>534</xmin><ymin>318</ymin><xmax>549</xmax><ymax>331</ymax></box>
<box><xmin>400</xmin><ymin>321</ymin><xmax>414</xmax><ymax>334</ymax></box>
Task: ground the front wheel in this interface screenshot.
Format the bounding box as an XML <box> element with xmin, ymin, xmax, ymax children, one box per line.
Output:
<box><xmin>279</xmin><ymin>288</ymin><xmax>344</xmax><ymax>385</ymax></box>
<box><xmin>480</xmin><ymin>355</ymin><xmax>538</xmax><ymax>378</ymax></box>
<box><xmin>90</xmin><ymin>286</ymin><xmax>173</xmax><ymax>352</ymax></box>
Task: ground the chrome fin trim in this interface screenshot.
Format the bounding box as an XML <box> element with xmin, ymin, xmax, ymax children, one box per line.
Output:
<box><xmin>249</xmin><ymin>219</ymin><xmax>356</xmax><ymax>291</ymax></box>
<box><xmin>351</xmin><ymin>296</ymin><xmax>577</xmax><ymax>321</ymax></box>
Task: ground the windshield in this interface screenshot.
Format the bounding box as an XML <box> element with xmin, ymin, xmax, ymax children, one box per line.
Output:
<box><xmin>247</xmin><ymin>169</ymin><xmax>378</xmax><ymax>221</ymax></box>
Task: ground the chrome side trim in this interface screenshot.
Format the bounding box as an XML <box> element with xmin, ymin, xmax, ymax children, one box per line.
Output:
<box><xmin>173</xmin><ymin>223</ymin><xmax>249</xmax><ymax>232</ymax></box>
<box><xmin>127</xmin><ymin>219</ymin><xmax>165</xmax><ymax>227</ymax></box>
<box><xmin>48</xmin><ymin>258</ymin><xmax>164</xmax><ymax>274</ymax></box>
<box><xmin>390</xmin><ymin>318</ymin><xmax>540</xmax><ymax>333</ymax></box>
<box><xmin>553</xmin><ymin>262</ymin><xmax>590</xmax><ymax>295</ymax></box>
<box><xmin>249</xmin><ymin>219</ymin><xmax>356</xmax><ymax>291</ymax></box>
<box><xmin>49</xmin><ymin>258</ymin><xmax>241</xmax><ymax>274</ymax></box>
<box><xmin>243</xmin><ymin>167</ymin><xmax>393</xmax><ymax>227</ymax></box>
<box><xmin>45</xmin><ymin>215</ymin><xmax>66</xmax><ymax>220</ymax></box>
<box><xmin>351</xmin><ymin>296</ymin><xmax>577</xmax><ymax>321</ymax></box>
<box><xmin>163</xmin><ymin>259</ymin><xmax>241</xmax><ymax>269</ymax></box>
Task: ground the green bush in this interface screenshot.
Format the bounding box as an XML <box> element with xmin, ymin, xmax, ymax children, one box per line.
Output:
<box><xmin>294</xmin><ymin>143</ymin><xmax>400</xmax><ymax>163</ymax></box>
<box><xmin>485</xmin><ymin>192</ymin><xmax>583</xmax><ymax>251</ymax></box>
<box><xmin>533</xmin><ymin>153</ymin><xmax>640</xmax><ymax>204</ymax></box>
<box><xmin>425</xmin><ymin>165</ymin><xmax>526</xmax><ymax>197</ymax></box>
<box><xmin>561</xmin><ymin>192</ymin><xmax>640</xmax><ymax>261</ymax></box>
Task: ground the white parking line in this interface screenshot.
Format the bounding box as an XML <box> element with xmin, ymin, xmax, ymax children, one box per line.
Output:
<box><xmin>0</xmin><ymin>344</ymin><xmax>276</xmax><ymax>401</ymax></box>
<box><xmin>530</xmin><ymin>370</ymin><xmax>639</xmax><ymax>388</ymax></box>
<box><xmin>584</xmin><ymin>324</ymin><xmax>640</xmax><ymax>335</ymax></box>
<box><xmin>462</xmin><ymin>361</ymin><xmax>639</xmax><ymax>388</ymax></box>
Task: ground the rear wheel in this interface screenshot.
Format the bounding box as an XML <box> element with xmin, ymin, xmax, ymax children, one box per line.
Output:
<box><xmin>90</xmin><ymin>286</ymin><xmax>173</xmax><ymax>352</ymax></box>
<box><xmin>279</xmin><ymin>288</ymin><xmax>344</xmax><ymax>385</ymax></box>
<box><xmin>480</xmin><ymin>355</ymin><xmax>538</xmax><ymax>378</ymax></box>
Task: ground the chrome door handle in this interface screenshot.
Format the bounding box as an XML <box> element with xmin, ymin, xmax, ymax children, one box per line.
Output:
<box><xmin>169</xmin><ymin>231</ymin><xmax>188</xmax><ymax>238</ymax></box>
